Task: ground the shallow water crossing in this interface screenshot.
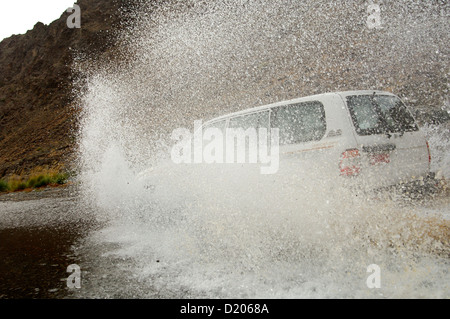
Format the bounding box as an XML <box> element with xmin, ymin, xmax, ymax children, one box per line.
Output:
<box><xmin>71</xmin><ymin>0</ymin><xmax>449</xmax><ymax>299</ymax></box>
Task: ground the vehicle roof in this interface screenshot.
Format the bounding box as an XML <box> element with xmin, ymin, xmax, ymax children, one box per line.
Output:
<box><xmin>204</xmin><ymin>90</ymin><xmax>395</xmax><ymax>124</ymax></box>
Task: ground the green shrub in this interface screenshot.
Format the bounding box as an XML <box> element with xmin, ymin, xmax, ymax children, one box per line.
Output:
<box><xmin>53</xmin><ymin>173</ymin><xmax>69</xmax><ymax>185</ymax></box>
<box><xmin>16</xmin><ymin>182</ymin><xmax>27</xmax><ymax>191</ymax></box>
<box><xmin>0</xmin><ymin>179</ymin><xmax>9</xmax><ymax>192</ymax></box>
<box><xmin>27</xmin><ymin>175</ymin><xmax>52</xmax><ymax>189</ymax></box>
<box><xmin>7</xmin><ymin>178</ymin><xmax>25</xmax><ymax>192</ymax></box>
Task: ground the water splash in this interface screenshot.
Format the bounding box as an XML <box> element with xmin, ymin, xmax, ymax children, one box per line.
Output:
<box><xmin>74</xmin><ymin>0</ymin><xmax>449</xmax><ymax>298</ymax></box>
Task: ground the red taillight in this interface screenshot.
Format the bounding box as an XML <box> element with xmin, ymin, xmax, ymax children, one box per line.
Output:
<box><xmin>340</xmin><ymin>149</ymin><xmax>361</xmax><ymax>176</ymax></box>
<box><xmin>426</xmin><ymin>141</ymin><xmax>431</xmax><ymax>163</ymax></box>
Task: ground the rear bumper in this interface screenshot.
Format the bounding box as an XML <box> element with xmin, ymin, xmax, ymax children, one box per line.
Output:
<box><xmin>343</xmin><ymin>162</ymin><xmax>430</xmax><ymax>190</ymax></box>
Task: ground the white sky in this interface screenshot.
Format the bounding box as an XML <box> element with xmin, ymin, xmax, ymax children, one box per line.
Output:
<box><xmin>0</xmin><ymin>0</ymin><xmax>76</xmax><ymax>41</ymax></box>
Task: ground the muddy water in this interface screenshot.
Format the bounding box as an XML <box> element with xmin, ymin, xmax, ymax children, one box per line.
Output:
<box><xmin>0</xmin><ymin>185</ymin><xmax>161</xmax><ymax>299</ymax></box>
<box><xmin>0</xmin><ymin>186</ymin><xmax>96</xmax><ymax>299</ymax></box>
<box><xmin>0</xmin><ymin>226</ymin><xmax>81</xmax><ymax>299</ymax></box>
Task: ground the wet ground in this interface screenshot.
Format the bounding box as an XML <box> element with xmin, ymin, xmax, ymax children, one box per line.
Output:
<box><xmin>0</xmin><ymin>185</ymin><xmax>96</xmax><ymax>299</ymax></box>
<box><xmin>0</xmin><ymin>183</ymin><xmax>448</xmax><ymax>299</ymax></box>
<box><xmin>0</xmin><ymin>185</ymin><xmax>161</xmax><ymax>299</ymax></box>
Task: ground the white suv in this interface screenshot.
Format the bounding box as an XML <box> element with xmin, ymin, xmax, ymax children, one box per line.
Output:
<box><xmin>201</xmin><ymin>90</ymin><xmax>431</xmax><ymax>189</ymax></box>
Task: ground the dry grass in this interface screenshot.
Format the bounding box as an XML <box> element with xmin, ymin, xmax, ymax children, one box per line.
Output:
<box><xmin>0</xmin><ymin>167</ymin><xmax>70</xmax><ymax>193</ymax></box>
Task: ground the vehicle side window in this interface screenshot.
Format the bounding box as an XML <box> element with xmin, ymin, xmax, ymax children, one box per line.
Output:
<box><xmin>346</xmin><ymin>96</ymin><xmax>382</xmax><ymax>134</ymax></box>
<box><xmin>271</xmin><ymin>101</ymin><xmax>326</xmax><ymax>145</ymax></box>
<box><xmin>228</xmin><ymin>111</ymin><xmax>270</xmax><ymax>130</ymax></box>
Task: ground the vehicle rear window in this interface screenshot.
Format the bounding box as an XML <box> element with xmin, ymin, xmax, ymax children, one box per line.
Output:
<box><xmin>271</xmin><ymin>101</ymin><xmax>326</xmax><ymax>145</ymax></box>
<box><xmin>346</xmin><ymin>95</ymin><xmax>418</xmax><ymax>136</ymax></box>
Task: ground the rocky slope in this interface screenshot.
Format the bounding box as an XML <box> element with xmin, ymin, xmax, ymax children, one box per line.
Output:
<box><xmin>0</xmin><ymin>0</ymin><xmax>140</xmax><ymax>178</ymax></box>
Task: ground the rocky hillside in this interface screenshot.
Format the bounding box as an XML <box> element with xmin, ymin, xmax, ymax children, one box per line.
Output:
<box><xmin>0</xmin><ymin>0</ymin><xmax>140</xmax><ymax>178</ymax></box>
